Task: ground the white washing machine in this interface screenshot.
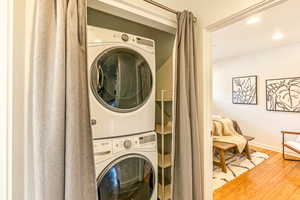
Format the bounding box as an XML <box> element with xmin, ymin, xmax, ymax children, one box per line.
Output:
<box><xmin>94</xmin><ymin>132</ymin><xmax>158</xmax><ymax>200</ymax></box>
<box><xmin>87</xmin><ymin>26</ymin><xmax>156</xmax><ymax>139</ymax></box>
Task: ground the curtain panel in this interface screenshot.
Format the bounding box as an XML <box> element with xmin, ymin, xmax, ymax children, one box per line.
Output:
<box><xmin>30</xmin><ymin>1</ymin><xmax>97</xmax><ymax>199</ymax></box>
<box><xmin>173</xmin><ymin>10</ymin><xmax>203</xmax><ymax>200</ymax></box>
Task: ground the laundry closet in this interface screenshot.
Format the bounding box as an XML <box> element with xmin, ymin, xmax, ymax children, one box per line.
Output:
<box><xmin>87</xmin><ymin>7</ymin><xmax>175</xmax><ymax>200</ymax></box>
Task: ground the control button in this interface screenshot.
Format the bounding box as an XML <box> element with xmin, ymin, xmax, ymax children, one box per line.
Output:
<box><xmin>121</xmin><ymin>34</ymin><xmax>129</xmax><ymax>42</ymax></box>
<box><xmin>123</xmin><ymin>140</ymin><xmax>132</xmax><ymax>149</ymax></box>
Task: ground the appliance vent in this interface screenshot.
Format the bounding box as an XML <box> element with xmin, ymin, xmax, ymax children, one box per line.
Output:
<box><xmin>136</xmin><ymin>37</ymin><xmax>154</xmax><ymax>47</ymax></box>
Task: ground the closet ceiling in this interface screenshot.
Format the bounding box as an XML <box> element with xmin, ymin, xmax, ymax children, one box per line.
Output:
<box><xmin>212</xmin><ymin>0</ymin><xmax>300</xmax><ymax>62</ymax></box>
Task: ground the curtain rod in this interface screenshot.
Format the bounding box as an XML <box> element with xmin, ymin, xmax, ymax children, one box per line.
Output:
<box><xmin>143</xmin><ymin>0</ymin><xmax>197</xmax><ymax>22</ymax></box>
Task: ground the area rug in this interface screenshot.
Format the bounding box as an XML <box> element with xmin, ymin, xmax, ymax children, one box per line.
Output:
<box><xmin>213</xmin><ymin>150</ymin><xmax>269</xmax><ymax>190</ymax></box>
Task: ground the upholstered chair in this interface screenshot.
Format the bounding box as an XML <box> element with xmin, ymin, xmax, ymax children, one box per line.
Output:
<box><xmin>281</xmin><ymin>131</ymin><xmax>300</xmax><ymax>161</ymax></box>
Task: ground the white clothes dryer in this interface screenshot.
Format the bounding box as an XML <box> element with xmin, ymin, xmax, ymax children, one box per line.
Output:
<box><xmin>87</xmin><ymin>26</ymin><xmax>156</xmax><ymax>139</ymax></box>
<box><xmin>93</xmin><ymin>132</ymin><xmax>158</xmax><ymax>200</ymax></box>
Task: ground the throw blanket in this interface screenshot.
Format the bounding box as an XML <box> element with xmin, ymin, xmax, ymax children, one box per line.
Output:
<box><xmin>212</xmin><ymin>118</ymin><xmax>247</xmax><ymax>153</ymax></box>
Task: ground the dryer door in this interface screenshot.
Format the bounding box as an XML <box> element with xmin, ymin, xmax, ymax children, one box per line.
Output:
<box><xmin>97</xmin><ymin>155</ymin><xmax>155</xmax><ymax>200</ymax></box>
<box><xmin>90</xmin><ymin>47</ymin><xmax>153</xmax><ymax>113</ymax></box>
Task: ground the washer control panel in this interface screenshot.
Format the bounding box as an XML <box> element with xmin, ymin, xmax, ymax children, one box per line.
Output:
<box><xmin>139</xmin><ymin>134</ymin><xmax>156</xmax><ymax>144</ymax></box>
<box><xmin>94</xmin><ymin>132</ymin><xmax>157</xmax><ymax>161</ymax></box>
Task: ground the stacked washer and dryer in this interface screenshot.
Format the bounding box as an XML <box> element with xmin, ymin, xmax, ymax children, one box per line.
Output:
<box><xmin>87</xmin><ymin>26</ymin><xmax>157</xmax><ymax>200</ymax></box>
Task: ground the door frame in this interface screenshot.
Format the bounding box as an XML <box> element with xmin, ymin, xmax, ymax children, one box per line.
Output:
<box><xmin>0</xmin><ymin>0</ymin><xmax>13</xmax><ymax>199</ymax></box>
<box><xmin>202</xmin><ymin>0</ymin><xmax>288</xmax><ymax>199</ymax></box>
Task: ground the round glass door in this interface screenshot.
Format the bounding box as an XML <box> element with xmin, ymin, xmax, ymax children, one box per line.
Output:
<box><xmin>90</xmin><ymin>47</ymin><xmax>153</xmax><ymax>112</ymax></box>
<box><xmin>97</xmin><ymin>155</ymin><xmax>155</xmax><ymax>200</ymax></box>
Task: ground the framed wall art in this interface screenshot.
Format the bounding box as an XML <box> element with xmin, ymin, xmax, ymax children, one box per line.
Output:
<box><xmin>232</xmin><ymin>75</ymin><xmax>257</xmax><ymax>105</ymax></box>
<box><xmin>266</xmin><ymin>77</ymin><xmax>300</xmax><ymax>112</ymax></box>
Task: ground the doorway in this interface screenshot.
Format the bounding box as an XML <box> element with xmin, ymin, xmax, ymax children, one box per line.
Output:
<box><xmin>206</xmin><ymin>0</ymin><xmax>300</xmax><ymax>199</ymax></box>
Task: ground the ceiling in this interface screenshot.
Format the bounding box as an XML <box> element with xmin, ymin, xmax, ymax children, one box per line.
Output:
<box><xmin>212</xmin><ymin>0</ymin><xmax>300</xmax><ymax>62</ymax></box>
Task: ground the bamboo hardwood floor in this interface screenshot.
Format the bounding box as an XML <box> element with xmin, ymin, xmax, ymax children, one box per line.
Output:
<box><xmin>214</xmin><ymin>146</ymin><xmax>300</xmax><ymax>200</ymax></box>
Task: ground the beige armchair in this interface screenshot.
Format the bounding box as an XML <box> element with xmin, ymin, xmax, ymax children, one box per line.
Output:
<box><xmin>281</xmin><ymin>131</ymin><xmax>300</xmax><ymax>161</ymax></box>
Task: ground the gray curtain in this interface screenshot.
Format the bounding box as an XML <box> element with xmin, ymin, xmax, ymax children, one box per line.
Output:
<box><xmin>30</xmin><ymin>1</ymin><xmax>97</xmax><ymax>200</ymax></box>
<box><xmin>173</xmin><ymin>11</ymin><xmax>203</xmax><ymax>200</ymax></box>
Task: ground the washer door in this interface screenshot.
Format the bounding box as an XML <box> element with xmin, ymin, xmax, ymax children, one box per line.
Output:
<box><xmin>97</xmin><ymin>155</ymin><xmax>155</xmax><ymax>200</ymax></box>
<box><xmin>90</xmin><ymin>47</ymin><xmax>153</xmax><ymax>112</ymax></box>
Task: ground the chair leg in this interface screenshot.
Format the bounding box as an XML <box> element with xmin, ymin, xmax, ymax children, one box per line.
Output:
<box><xmin>220</xmin><ymin>149</ymin><xmax>227</xmax><ymax>173</ymax></box>
<box><xmin>244</xmin><ymin>144</ymin><xmax>251</xmax><ymax>160</ymax></box>
<box><xmin>282</xmin><ymin>133</ymin><xmax>285</xmax><ymax>160</ymax></box>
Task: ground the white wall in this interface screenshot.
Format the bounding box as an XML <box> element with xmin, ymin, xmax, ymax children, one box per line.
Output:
<box><xmin>12</xmin><ymin>0</ymin><xmax>27</xmax><ymax>199</ymax></box>
<box><xmin>24</xmin><ymin>1</ymin><xmax>35</xmax><ymax>200</ymax></box>
<box><xmin>156</xmin><ymin>56</ymin><xmax>173</xmax><ymax>98</ymax></box>
<box><xmin>213</xmin><ymin>43</ymin><xmax>300</xmax><ymax>154</ymax></box>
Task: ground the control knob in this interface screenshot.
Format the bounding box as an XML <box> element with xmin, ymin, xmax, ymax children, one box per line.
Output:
<box><xmin>121</xmin><ymin>34</ymin><xmax>129</xmax><ymax>42</ymax></box>
<box><xmin>123</xmin><ymin>140</ymin><xmax>132</xmax><ymax>149</ymax></box>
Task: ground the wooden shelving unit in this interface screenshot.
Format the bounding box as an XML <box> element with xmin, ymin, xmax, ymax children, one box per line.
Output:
<box><xmin>155</xmin><ymin>90</ymin><xmax>173</xmax><ymax>200</ymax></box>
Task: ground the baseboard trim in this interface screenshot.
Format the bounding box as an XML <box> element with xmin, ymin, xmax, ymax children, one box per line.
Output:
<box><xmin>250</xmin><ymin>141</ymin><xmax>300</xmax><ymax>158</ymax></box>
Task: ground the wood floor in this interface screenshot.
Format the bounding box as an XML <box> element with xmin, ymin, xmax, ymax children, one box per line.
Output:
<box><xmin>214</xmin><ymin>146</ymin><xmax>300</xmax><ymax>200</ymax></box>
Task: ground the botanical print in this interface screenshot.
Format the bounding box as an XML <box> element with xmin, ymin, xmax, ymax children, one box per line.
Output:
<box><xmin>232</xmin><ymin>76</ymin><xmax>257</xmax><ymax>105</ymax></box>
<box><xmin>266</xmin><ymin>77</ymin><xmax>300</xmax><ymax>112</ymax></box>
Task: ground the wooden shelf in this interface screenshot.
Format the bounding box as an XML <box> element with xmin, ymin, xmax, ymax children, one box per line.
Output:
<box><xmin>158</xmin><ymin>183</ymin><xmax>172</xmax><ymax>200</ymax></box>
<box><xmin>156</xmin><ymin>97</ymin><xmax>173</xmax><ymax>102</ymax></box>
<box><xmin>158</xmin><ymin>153</ymin><xmax>172</xmax><ymax>168</ymax></box>
<box><xmin>155</xmin><ymin>123</ymin><xmax>172</xmax><ymax>135</ymax></box>
<box><xmin>156</xmin><ymin>91</ymin><xmax>173</xmax><ymax>102</ymax></box>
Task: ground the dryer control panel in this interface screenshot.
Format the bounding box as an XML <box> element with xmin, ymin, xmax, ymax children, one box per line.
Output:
<box><xmin>112</xmin><ymin>32</ymin><xmax>155</xmax><ymax>53</ymax></box>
